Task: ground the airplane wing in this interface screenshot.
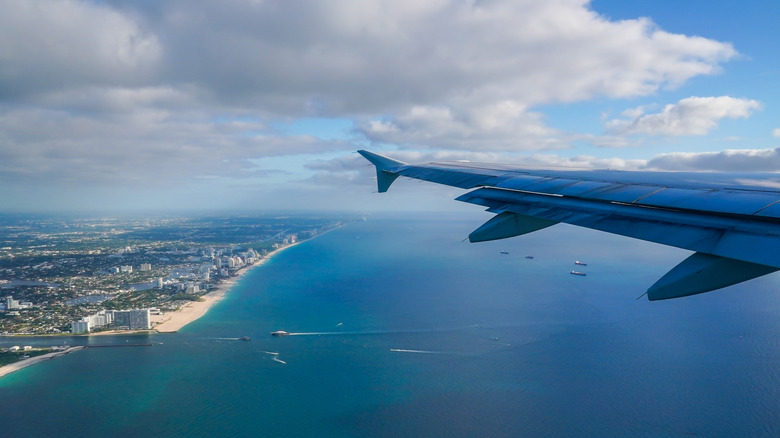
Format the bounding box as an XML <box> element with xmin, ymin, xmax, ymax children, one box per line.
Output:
<box><xmin>357</xmin><ymin>149</ymin><xmax>780</xmax><ymax>300</ymax></box>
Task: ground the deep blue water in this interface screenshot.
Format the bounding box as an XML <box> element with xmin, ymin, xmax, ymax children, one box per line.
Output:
<box><xmin>1</xmin><ymin>214</ymin><xmax>779</xmax><ymax>437</ymax></box>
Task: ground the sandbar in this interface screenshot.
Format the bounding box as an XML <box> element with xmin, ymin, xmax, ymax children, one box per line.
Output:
<box><xmin>0</xmin><ymin>346</ymin><xmax>85</xmax><ymax>379</ymax></box>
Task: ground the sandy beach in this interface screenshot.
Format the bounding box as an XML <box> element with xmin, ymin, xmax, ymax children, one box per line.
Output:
<box><xmin>0</xmin><ymin>346</ymin><xmax>85</xmax><ymax>379</ymax></box>
<box><xmin>152</xmin><ymin>240</ymin><xmax>302</xmax><ymax>333</ymax></box>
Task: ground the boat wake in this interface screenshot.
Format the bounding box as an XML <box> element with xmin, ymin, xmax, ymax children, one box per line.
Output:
<box><xmin>261</xmin><ymin>351</ymin><xmax>287</xmax><ymax>364</ymax></box>
<box><xmin>286</xmin><ymin>326</ymin><xmax>481</xmax><ymax>337</ymax></box>
<box><xmin>389</xmin><ymin>349</ymin><xmax>446</xmax><ymax>354</ymax></box>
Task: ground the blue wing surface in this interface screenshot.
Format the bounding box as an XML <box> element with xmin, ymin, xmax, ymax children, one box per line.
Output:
<box><xmin>358</xmin><ymin>150</ymin><xmax>780</xmax><ymax>300</ymax></box>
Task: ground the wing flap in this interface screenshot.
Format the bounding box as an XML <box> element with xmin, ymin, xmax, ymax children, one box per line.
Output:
<box><xmin>468</xmin><ymin>211</ymin><xmax>558</xmax><ymax>243</ymax></box>
<box><xmin>647</xmin><ymin>252</ymin><xmax>778</xmax><ymax>300</ymax></box>
<box><xmin>457</xmin><ymin>186</ymin><xmax>780</xmax><ymax>269</ymax></box>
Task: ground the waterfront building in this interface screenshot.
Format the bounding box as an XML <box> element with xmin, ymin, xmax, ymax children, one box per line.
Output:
<box><xmin>120</xmin><ymin>265</ymin><xmax>133</xmax><ymax>273</ymax></box>
<box><xmin>71</xmin><ymin>320</ymin><xmax>90</xmax><ymax>334</ymax></box>
<box><xmin>140</xmin><ymin>263</ymin><xmax>152</xmax><ymax>271</ymax></box>
<box><xmin>111</xmin><ymin>309</ymin><xmax>150</xmax><ymax>330</ymax></box>
<box><xmin>71</xmin><ymin>310</ymin><xmax>114</xmax><ymax>333</ymax></box>
<box><xmin>157</xmin><ymin>278</ymin><xmax>164</xmax><ymax>289</ymax></box>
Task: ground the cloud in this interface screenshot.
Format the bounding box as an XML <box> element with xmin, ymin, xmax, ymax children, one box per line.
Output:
<box><xmin>645</xmin><ymin>147</ymin><xmax>780</xmax><ymax>171</ymax></box>
<box><xmin>0</xmin><ymin>104</ymin><xmax>352</xmax><ymax>185</ymax></box>
<box><xmin>607</xmin><ymin>96</ymin><xmax>761</xmax><ymax>136</ymax></box>
<box><xmin>773</xmin><ymin>128</ymin><xmax>780</xmax><ymax>138</ymax></box>
<box><xmin>0</xmin><ymin>0</ymin><xmax>744</xmax><ymax>209</ymax></box>
<box><xmin>0</xmin><ymin>0</ymin><xmax>160</xmax><ymax>100</ymax></box>
<box><xmin>357</xmin><ymin>103</ymin><xmax>566</xmax><ymax>151</ymax></box>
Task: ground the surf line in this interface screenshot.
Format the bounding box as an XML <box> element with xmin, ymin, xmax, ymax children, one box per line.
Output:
<box><xmin>261</xmin><ymin>351</ymin><xmax>287</xmax><ymax>364</ymax></box>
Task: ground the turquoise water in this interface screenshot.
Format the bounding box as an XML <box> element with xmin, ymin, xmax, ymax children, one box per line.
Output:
<box><xmin>1</xmin><ymin>215</ymin><xmax>779</xmax><ymax>437</ymax></box>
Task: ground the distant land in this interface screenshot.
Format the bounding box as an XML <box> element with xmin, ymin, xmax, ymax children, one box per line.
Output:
<box><xmin>0</xmin><ymin>213</ymin><xmax>353</xmax><ymax>338</ymax></box>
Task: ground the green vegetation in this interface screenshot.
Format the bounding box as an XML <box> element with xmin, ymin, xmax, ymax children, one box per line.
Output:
<box><xmin>0</xmin><ymin>348</ymin><xmax>53</xmax><ymax>367</ymax></box>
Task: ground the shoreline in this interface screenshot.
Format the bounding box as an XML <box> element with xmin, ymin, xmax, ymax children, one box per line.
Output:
<box><xmin>0</xmin><ymin>240</ymin><xmax>305</xmax><ymax>339</ymax></box>
<box><xmin>152</xmin><ymin>240</ymin><xmax>303</xmax><ymax>333</ymax></box>
<box><xmin>0</xmin><ymin>346</ymin><xmax>85</xmax><ymax>379</ymax></box>
<box><xmin>0</xmin><ymin>241</ymin><xmax>305</xmax><ymax>379</ymax></box>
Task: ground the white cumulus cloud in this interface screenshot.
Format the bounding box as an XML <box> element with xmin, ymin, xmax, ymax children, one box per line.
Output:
<box><xmin>645</xmin><ymin>147</ymin><xmax>780</xmax><ymax>171</ymax></box>
<box><xmin>607</xmin><ymin>96</ymin><xmax>761</xmax><ymax>136</ymax></box>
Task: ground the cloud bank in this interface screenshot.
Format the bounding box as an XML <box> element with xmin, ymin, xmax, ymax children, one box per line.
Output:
<box><xmin>0</xmin><ymin>0</ymin><xmax>763</xmax><ymax>211</ymax></box>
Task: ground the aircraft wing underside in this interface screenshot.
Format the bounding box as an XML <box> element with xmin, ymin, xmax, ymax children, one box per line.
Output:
<box><xmin>358</xmin><ymin>149</ymin><xmax>780</xmax><ymax>300</ymax></box>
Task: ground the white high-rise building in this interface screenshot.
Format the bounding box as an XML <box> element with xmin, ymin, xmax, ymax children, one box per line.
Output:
<box><xmin>71</xmin><ymin>320</ymin><xmax>90</xmax><ymax>334</ymax></box>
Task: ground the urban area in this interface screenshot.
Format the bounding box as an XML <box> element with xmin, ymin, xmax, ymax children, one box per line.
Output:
<box><xmin>0</xmin><ymin>214</ymin><xmax>348</xmax><ymax>337</ymax></box>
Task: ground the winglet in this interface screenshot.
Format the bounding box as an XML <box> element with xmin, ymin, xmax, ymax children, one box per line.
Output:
<box><xmin>357</xmin><ymin>150</ymin><xmax>406</xmax><ymax>193</ymax></box>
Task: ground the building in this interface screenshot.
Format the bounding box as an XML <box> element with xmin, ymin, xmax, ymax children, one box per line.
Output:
<box><xmin>140</xmin><ymin>263</ymin><xmax>152</xmax><ymax>271</ymax></box>
<box><xmin>120</xmin><ymin>265</ymin><xmax>133</xmax><ymax>273</ymax></box>
<box><xmin>111</xmin><ymin>309</ymin><xmax>150</xmax><ymax>330</ymax></box>
<box><xmin>71</xmin><ymin>310</ymin><xmax>114</xmax><ymax>333</ymax></box>
<box><xmin>71</xmin><ymin>320</ymin><xmax>90</xmax><ymax>334</ymax></box>
<box><xmin>157</xmin><ymin>277</ymin><xmax>164</xmax><ymax>289</ymax></box>
<box><xmin>5</xmin><ymin>296</ymin><xmax>32</xmax><ymax>310</ymax></box>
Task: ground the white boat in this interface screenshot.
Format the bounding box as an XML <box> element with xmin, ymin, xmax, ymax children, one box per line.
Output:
<box><xmin>270</xmin><ymin>330</ymin><xmax>290</xmax><ymax>336</ymax></box>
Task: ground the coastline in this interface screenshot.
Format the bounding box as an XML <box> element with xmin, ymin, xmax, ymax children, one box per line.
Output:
<box><xmin>0</xmin><ymin>229</ymin><xmax>326</xmax><ymax>378</ymax></box>
<box><xmin>0</xmin><ymin>346</ymin><xmax>85</xmax><ymax>379</ymax></box>
<box><xmin>152</xmin><ymin>240</ymin><xmax>303</xmax><ymax>333</ymax></box>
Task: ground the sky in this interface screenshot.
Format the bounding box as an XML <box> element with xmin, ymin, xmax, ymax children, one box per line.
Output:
<box><xmin>1</xmin><ymin>0</ymin><xmax>779</xmax><ymax>214</ymax></box>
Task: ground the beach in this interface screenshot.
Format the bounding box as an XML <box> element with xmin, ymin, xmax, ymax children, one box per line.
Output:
<box><xmin>0</xmin><ymin>346</ymin><xmax>85</xmax><ymax>379</ymax></box>
<box><xmin>152</xmin><ymin>241</ymin><xmax>301</xmax><ymax>333</ymax></box>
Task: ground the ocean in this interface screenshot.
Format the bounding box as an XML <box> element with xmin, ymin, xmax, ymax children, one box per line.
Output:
<box><xmin>1</xmin><ymin>214</ymin><xmax>778</xmax><ymax>437</ymax></box>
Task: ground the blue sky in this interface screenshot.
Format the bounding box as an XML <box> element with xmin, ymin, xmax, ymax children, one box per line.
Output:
<box><xmin>0</xmin><ymin>0</ymin><xmax>779</xmax><ymax>213</ymax></box>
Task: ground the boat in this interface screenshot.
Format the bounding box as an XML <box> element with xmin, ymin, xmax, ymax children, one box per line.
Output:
<box><xmin>575</xmin><ymin>261</ymin><xmax>587</xmax><ymax>266</ymax></box>
<box><xmin>270</xmin><ymin>330</ymin><xmax>290</xmax><ymax>336</ymax></box>
<box><xmin>500</xmin><ymin>251</ymin><xmax>509</xmax><ymax>254</ymax></box>
<box><xmin>525</xmin><ymin>256</ymin><xmax>534</xmax><ymax>259</ymax></box>
<box><xmin>238</xmin><ymin>336</ymin><xmax>251</xmax><ymax>341</ymax></box>
<box><xmin>570</xmin><ymin>271</ymin><xmax>586</xmax><ymax>276</ymax></box>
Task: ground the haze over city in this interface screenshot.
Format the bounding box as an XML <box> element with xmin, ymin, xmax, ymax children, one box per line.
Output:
<box><xmin>1</xmin><ymin>0</ymin><xmax>779</xmax><ymax>213</ymax></box>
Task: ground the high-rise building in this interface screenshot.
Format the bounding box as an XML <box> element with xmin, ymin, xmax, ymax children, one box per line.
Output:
<box><xmin>111</xmin><ymin>309</ymin><xmax>150</xmax><ymax>330</ymax></box>
<box><xmin>71</xmin><ymin>320</ymin><xmax>90</xmax><ymax>334</ymax></box>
